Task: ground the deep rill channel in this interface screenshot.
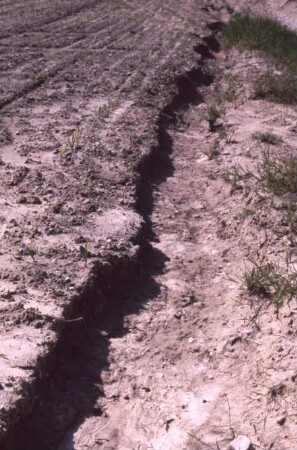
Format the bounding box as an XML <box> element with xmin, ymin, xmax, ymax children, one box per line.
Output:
<box><xmin>7</xmin><ymin>30</ymin><xmax>218</xmax><ymax>450</ymax></box>
<box><xmin>8</xmin><ymin>33</ymin><xmax>218</xmax><ymax>450</ymax></box>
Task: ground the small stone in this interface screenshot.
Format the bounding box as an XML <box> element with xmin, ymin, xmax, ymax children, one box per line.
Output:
<box><xmin>32</xmin><ymin>196</ymin><xmax>42</xmax><ymax>205</ymax></box>
<box><xmin>277</xmin><ymin>416</ymin><xmax>286</xmax><ymax>426</ymax></box>
<box><xmin>227</xmin><ymin>435</ymin><xmax>254</xmax><ymax>450</ymax></box>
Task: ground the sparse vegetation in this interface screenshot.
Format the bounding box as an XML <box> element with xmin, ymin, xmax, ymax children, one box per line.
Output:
<box><xmin>243</xmin><ymin>259</ymin><xmax>296</xmax><ymax>311</ymax></box>
<box><xmin>224</xmin><ymin>14</ymin><xmax>297</xmax><ymax>67</ymax></box>
<box><xmin>204</xmin><ymin>140</ymin><xmax>220</xmax><ymax>159</ymax></box>
<box><xmin>252</xmin><ymin>131</ymin><xmax>282</xmax><ymax>145</ymax></box>
<box><xmin>258</xmin><ymin>150</ymin><xmax>297</xmax><ymax>196</ymax></box>
<box><xmin>218</xmin><ymin>76</ymin><xmax>237</xmax><ymax>103</ymax></box>
<box><xmin>221</xmin><ymin>164</ymin><xmax>252</xmax><ymax>189</ymax></box>
<box><xmin>221</xmin><ymin>88</ymin><xmax>236</xmax><ymax>102</ymax></box>
<box><xmin>224</xmin><ymin>14</ymin><xmax>297</xmax><ymax>104</ymax></box>
<box><xmin>60</xmin><ymin>128</ymin><xmax>81</xmax><ymax>157</ymax></box>
<box><xmin>221</xmin><ymin>150</ymin><xmax>297</xmax><ymax>197</ymax></box>
<box><xmin>80</xmin><ymin>241</ymin><xmax>90</xmax><ymax>265</ymax></box>
<box><xmin>205</xmin><ymin>105</ymin><xmax>221</xmax><ymax>131</ymax></box>
<box><xmin>26</xmin><ymin>241</ymin><xmax>36</xmax><ymax>262</ymax></box>
<box><xmin>253</xmin><ymin>70</ymin><xmax>297</xmax><ymax>104</ymax></box>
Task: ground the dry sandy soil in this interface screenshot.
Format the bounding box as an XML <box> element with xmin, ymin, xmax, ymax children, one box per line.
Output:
<box><xmin>0</xmin><ymin>0</ymin><xmax>296</xmax><ymax>449</ymax></box>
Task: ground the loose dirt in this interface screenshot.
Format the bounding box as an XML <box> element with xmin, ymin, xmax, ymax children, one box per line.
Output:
<box><xmin>0</xmin><ymin>0</ymin><xmax>296</xmax><ymax>449</ymax></box>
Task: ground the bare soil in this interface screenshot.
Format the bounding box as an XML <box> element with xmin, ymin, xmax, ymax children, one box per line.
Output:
<box><xmin>0</xmin><ymin>0</ymin><xmax>296</xmax><ymax>449</ymax></box>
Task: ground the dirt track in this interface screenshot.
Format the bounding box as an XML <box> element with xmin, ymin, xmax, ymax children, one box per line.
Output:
<box><xmin>0</xmin><ymin>0</ymin><xmax>296</xmax><ymax>449</ymax></box>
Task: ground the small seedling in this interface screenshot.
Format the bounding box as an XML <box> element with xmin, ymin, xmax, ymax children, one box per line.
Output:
<box><xmin>204</xmin><ymin>140</ymin><xmax>220</xmax><ymax>160</ymax></box>
<box><xmin>108</xmin><ymin>98</ymin><xmax>120</xmax><ymax>109</ymax></box>
<box><xmin>59</xmin><ymin>145</ymin><xmax>69</xmax><ymax>157</ymax></box>
<box><xmin>205</xmin><ymin>105</ymin><xmax>221</xmax><ymax>131</ymax></box>
<box><xmin>68</xmin><ymin>128</ymin><xmax>81</xmax><ymax>152</ymax></box>
<box><xmin>26</xmin><ymin>241</ymin><xmax>36</xmax><ymax>262</ymax></box>
<box><xmin>59</xmin><ymin>128</ymin><xmax>81</xmax><ymax>158</ymax></box>
<box><xmin>31</xmin><ymin>74</ymin><xmax>41</xmax><ymax>85</ymax></box>
<box><xmin>80</xmin><ymin>241</ymin><xmax>90</xmax><ymax>265</ymax></box>
<box><xmin>98</xmin><ymin>104</ymin><xmax>108</xmax><ymax>117</ymax></box>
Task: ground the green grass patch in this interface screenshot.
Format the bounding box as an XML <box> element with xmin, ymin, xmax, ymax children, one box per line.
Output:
<box><xmin>224</xmin><ymin>14</ymin><xmax>297</xmax><ymax>67</ymax></box>
<box><xmin>224</xmin><ymin>14</ymin><xmax>297</xmax><ymax>104</ymax></box>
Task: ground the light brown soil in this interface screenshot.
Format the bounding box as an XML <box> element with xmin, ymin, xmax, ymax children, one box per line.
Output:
<box><xmin>0</xmin><ymin>0</ymin><xmax>296</xmax><ymax>449</ymax></box>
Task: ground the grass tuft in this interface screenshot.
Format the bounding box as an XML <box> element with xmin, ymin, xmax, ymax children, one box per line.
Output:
<box><xmin>204</xmin><ymin>140</ymin><xmax>220</xmax><ymax>160</ymax></box>
<box><xmin>259</xmin><ymin>150</ymin><xmax>297</xmax><ymax>196</ymax></box>
<box><xmin>205</xmin><ymin>105</ymin><xmax>221</xmax><ymax>131</ymax></box>
<box><xmin>243</xmin><ymin>260</ymin><xmax>296</xmax><ymax>310</ymax></box>
<box><xmin>252</xmin><ymin>131</ymin><xmax>282</xmax><ymax>145</ymax></box>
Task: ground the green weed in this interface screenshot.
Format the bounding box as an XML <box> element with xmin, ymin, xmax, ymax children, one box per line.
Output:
<box><xmin>243</xmin><ymin>260</ymin><xmax>296</xmax><ymax>311</ymax></box>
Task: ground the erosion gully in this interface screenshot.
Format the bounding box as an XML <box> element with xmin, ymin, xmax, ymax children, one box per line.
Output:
<box><xmin>8</xmin><ymin>28</ymin><xmax>221</xmax><ymax>450</ymax></box>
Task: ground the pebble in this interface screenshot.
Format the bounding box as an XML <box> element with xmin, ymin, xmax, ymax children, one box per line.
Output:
<box><xmin>226</xmin><ymin>435</ymin><xmax>254</xmax><ymax>450</ymax></box>
<box><xmin>277</xmin><ymin>416</ymin><xmax>286</xmax><ymax>426</ymax></box>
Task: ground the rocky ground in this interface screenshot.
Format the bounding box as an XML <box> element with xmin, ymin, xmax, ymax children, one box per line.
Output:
<box><xmin>0</xmin><ymin>0</ymin><xmax>296</xmax><ymax>449</ymax></box>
